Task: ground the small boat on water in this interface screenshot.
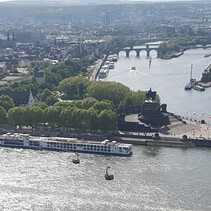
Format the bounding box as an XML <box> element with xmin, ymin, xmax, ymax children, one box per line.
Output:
<box><xmin>105</xmin><ymin>166</ymin><xmax>114</xmax><ymax>180</ymax></box>
<box><xmin>149</xmin><ymin>57</ymin><xmax>152</xmax><ymax>68</ymax></box>
<box><xmin>130</xmin><ymin>66</ymin><xmax>136</xmax><ymax>71</ymax></box>
<box><xmin>204</xmin><ymin>53</ymin><xmax>211</xmax><ymax>58</ymax></box>
<box><xmin>185</xmin><ymin>64</ymin><xmax>196</xmax><ymax>90</ymax></box>
<box><xmin>72</xmin><ymin>152</ymin><xmax>80</xmax><ymax>164</ymax></box>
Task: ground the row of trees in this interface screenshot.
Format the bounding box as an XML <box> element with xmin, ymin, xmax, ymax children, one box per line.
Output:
<box><xmin>1</xmin><ymin>98</ymin><xmax>117</xmax><ymax>132</ymax></box>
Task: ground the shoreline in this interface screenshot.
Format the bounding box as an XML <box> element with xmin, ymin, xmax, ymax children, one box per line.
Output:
<box><xmin>1</xmin><ymin>113</ymin><xmax>211</xmax><ymax>149</ymax></box>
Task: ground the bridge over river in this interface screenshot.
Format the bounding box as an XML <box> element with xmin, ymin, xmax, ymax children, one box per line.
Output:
<box><xmin>120</xmin><ymin>44</ymin><xmax>160</xmax><ymax>57</ymax></box>
<box><xmin>119</xmin><ymin>43</ymin><xmax>211</xmax><ymax>58</ymax></box>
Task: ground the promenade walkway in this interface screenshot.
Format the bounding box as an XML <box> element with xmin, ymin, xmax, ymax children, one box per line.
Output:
<box><xmin>89</xmin><ymin>56</ymin><xmax>105</xmax><ymax>81</ymax></box>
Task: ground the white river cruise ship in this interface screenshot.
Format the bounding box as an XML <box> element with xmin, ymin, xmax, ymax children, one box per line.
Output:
<box><xmin>0</xmin><ymin>133</ymin><xmax>133</xmax><ymax>156</ymax></box>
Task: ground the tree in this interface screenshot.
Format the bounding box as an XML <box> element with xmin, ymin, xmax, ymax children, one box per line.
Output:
<box><xmin>0</xmin><ymin>106</ymin><xmax>7</xmax><ymax>124</ymax></box>
<box><xmin>40</xmin><ymin>89</ymin><xmax>52</xmax><ymax>102</ymax></box>
<box><xmin>31</xmin><ymin>102</ymin><xmax>49</xmax><ymax>110</ymax></box>
<box><xmin>22</xmin><ymin>106</ymin><xmax>43</xmax><ymax>128</ymax></box>
<box><xmin>8</xmin><ymin>107</ymin><xmax>24</xmax><ymax>127</ymax></box>
<box><xmin>92</xmin><ymin>100</ymin><xmax>113</xmax><ymax>113</ymax></box>
<box><xmin>87</xmin><ymin>81</ymin><xmax>130</xmax><ymax>107</ymax></box>
<box><xmin>71</xmin><ymin>108</ymin><xmax>89</xmax><ymax>131</ymax></box>
<box><xmin>60</xmin><ymin>107</ymin><xmax>75</xmax><ymax>129</ymax></box>
<box><xmin>81</xmin><ymin>97</ymin><xmax>98</xmax><ymax>109</ymax></box>
<box><xmin>46</xmin><ymin>95</ymin><xmax>59</xmax><ymax>106</ymax></box>
<box><xmin>0</xmin><ymin>95</ymin><xmax>15</xmax><ymax>111</ymax></box>
<box><xmin>119</xmin><ymin>90</ymin><xmax>147</xmax><ymax>108</ymax></box>
<box><xmin>87</xmin><ymin>107</ymin><xmax>99</xmax><ymax>131</ymax></box>
<box><xmin>98</xmin><ymin>109</ymin><xmax>117</xmax><ymax>132</ymax></box>
<box><xmin>43</xmin><ymin>106</ymin><xmax>62</xmax><ymax>127</ymax></box>
<box><xmin>58</xmin><ymin>77</ymin><xmax>90</xmax><ymax>99</ymax></box>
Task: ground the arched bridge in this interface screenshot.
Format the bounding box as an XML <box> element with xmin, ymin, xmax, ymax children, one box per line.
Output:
<box><xmin>120</xmin><ymin>44</ymin><xmax>160</xmax><ymax>57</ymax></box>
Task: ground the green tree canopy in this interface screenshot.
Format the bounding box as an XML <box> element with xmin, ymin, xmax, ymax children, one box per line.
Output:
<box><xmin>92</xmin><ymin>100</ymin><xmax>114</xmax><ymax>113</ymax></box>
<box><xmin>81</xmin><ymin>97</ymin><xmax>98</xmax><ymax>109</ymax></box>
<box><xmin>58</xmin><ymin>77</ymin><xmax>90</xmax><ymax>99</ymax></box>
<box><xmin>119</xmin><ymin>90</ymin><xmax>147</xmax><ymax>108</ymax></box>
<box><xmin>22</xmin><ymin>106</ymin><xmax>43</xmax><ymax>127</ymax></box>
<box><xmin>0</xmin><ymin>95</ymin><xmax>15</xmax><ymax>111</ymax></box>
<box><xmin>87</xmin><ymin>107</ymin><xmax>99</xmax><ymax>131</ymax></box>
<box><xmin>40</xmin><ymin>89</ymin><xmax>53</xmax><ymax>102</ymax></box>
<box><xmin>87</xmin><ymin>81</ymin><xmax>130</xmax><ymax>107</ymax></box>
<box><xmin>0</xmin><ymin>106</ymin><xmax>7</xmax><ymax>124</ymax></box>
<box><xmin>98</xmin><ymin>109</ymin><xmax>117</xmax><ymax>132</ymax></box>
<box><xmin>43</xmin><ymin>106</ymin><xmax>62</xmax><ymax>127</ymax></box>
<box><xmin>8</xmin><ymin>107</ymin><xmax>24</xmax><ymax>127</ymax></box>
<box><xmin>31</xmin><ymin>102</ymin><xmax>49</xmax><ymax>110</ymax></box>
<box><xmin>46</xmin><ymin>95</ymin><xmax>59</xmax><ymax>106</ymax></box>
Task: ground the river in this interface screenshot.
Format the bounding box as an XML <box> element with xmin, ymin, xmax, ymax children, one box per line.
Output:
<box><xmin>104</xmin><ymin>47</ymin><xmax>211</xmax><ymax>122</ymax></box>
<box><xmin>0</xmin><ymin>146</ymin><xmax>210</xmax><ymax>211</ymax></box>
<box><xmin>0</xmin><ymin>48</ymin><xmax>211</xmax><ymax>210</ymax></box>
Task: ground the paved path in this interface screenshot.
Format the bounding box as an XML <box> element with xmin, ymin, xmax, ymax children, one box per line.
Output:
<box><xmin>89</xmin><ymin>56</ymin><xmax>105</xmax><ymax>81</ymax></box>
<box><xmin>125</xmin><ymin>113</ymin><xmax>211</xmax><ymax>139</ymax></box>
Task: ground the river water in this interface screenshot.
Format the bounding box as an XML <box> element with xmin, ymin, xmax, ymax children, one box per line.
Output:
<box><xmin>0</xmin><ymin>146</ymin><xmax>210</xmax><ymax>211</ymax></box>
<box><xmin>1</xmin><ymin>48</ymin><xmax>211</xmax><ymax>210</ymax></box>
<box><xmin>105</xmin><ymin>47</ymin><xmax>211</xmax><ymax>121</ymax></box>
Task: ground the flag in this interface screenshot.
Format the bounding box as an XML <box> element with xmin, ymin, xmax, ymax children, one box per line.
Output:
<box><xmin>161</xmin><ymin>125</ymin><xmax>165</xmax><ymax>129</ymax></box>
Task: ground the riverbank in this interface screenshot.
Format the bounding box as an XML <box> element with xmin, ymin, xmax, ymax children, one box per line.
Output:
<box><xmin>1</xmin><ymin>112</ymin><xmax>210</xmax><ymax>148</ymax></box>
<box><xmin>89</xmin><ymin>55</ymin><xmax>106</xmax><ymax>81</ymax></box>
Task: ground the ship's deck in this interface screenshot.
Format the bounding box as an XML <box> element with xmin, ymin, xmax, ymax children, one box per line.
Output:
<box><xmin>0</xmin><ymin>134</ymin><xmax>132</xmax><ymax>148</ymax></box>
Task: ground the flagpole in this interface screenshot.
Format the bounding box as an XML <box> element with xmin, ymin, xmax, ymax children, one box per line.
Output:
<box><xmin>187</xmin><ymin>108</ymin><xmax>189</xmax><ymax>120</ymax></box>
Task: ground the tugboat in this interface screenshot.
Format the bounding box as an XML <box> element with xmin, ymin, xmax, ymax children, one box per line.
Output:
<box><xmin>184</xmin><ymin>64</ymin><xmax>196</xmax><ymax>90</ymax></box>
<box><xmin>72</xmin><ymin>152</ymin><xmax>80</xmax><ymax>164</ymax></box>
<box><xmin>105</xmin><ymin>166</ymin><xmax>114</xmax><ymax>180</ymax></box>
